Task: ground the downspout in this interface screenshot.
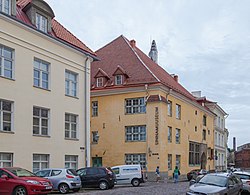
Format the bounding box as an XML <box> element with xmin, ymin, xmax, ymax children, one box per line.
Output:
<box><xmin>84</xmin><ymin>57</ymin><xmax>91</xmax><ymax>167</ymax></box>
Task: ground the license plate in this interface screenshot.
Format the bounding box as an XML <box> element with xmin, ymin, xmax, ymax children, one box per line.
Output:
<box><xmin>46</xmin><ymin>186</ymin><xmax>52</xmax><ymax>189</ymax></box>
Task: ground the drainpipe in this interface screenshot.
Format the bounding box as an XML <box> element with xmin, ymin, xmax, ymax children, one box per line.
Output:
<box><xmin>84</xmin><ymin>57</ymin><xmax>91</xmax><ymax>167</ymax></box>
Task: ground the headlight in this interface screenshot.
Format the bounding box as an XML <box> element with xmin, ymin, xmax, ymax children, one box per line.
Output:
<box><xmin>26</xmin><ymin>180</ymin><xmax>40</xmax><ymax>185</ymax></box>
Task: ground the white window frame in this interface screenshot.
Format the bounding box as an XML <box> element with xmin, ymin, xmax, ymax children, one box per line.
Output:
<box><xmin>175</xmin><ymin>128</ymin><xmax>180</xmax><ymax>144</ymax></box>
<box><xmin>176</xmin><ymin>155</ymin><xmax>181</xmax><ymax>169</ymax></box>
<box><xmin>125</xmin><ymin>153</ymin><xmax>146</xmax><ymax>169</ymax></box>
<box><xmin>0</xmin><ymin>44</ymin><xmax>14</xmax><ymax>79</ymax></box>
<box><xmin>96</xmin><ymin>77</ymin><xmax>103</xmax><ymax>87</ymax></box>
<box><xmin>176</xmin><ymin>104</ymin><xmax>181</xmax><ymax>119</ymax></box>
<box><xmin>167</xmin><ymin>100</ymin><xmax>172</xmax><ymax>116</ymax></box>
<box><xmin>125</xmin><ymin>97</ymin><xmax>146</xmax><ymax>114</ymax></box>
<box><xmin>65</xmin><ymin>155</ymin><xmax>78</xmax><ymax>169</ymax></box>
<box><xmin>33</xmin><ymin>107</ymin><xmax>50</xmax><ymax>136</ymax></box>
<box><xmin>0</xmin><ymin>99</ymin><xmax>13</xmax><ymax>132</ymax></box>
<box><xmin>168</xmin><ymin>126</ymin><xmax>172</xmax><ymax>143</ymax></box>
<box><xmin>92</xmin><ymin>101</ymin><xmax>98</xmax><ymax>117</ymax></box>
<box><xmin>115</xmin><ymin>75</ymin><xmax>123</xmax><ymax>85</ymax></box>
<box><xmin>65</xmin><ymin>70</ymin><xmax>78</xmax><ymax>97</ymax></box>
<box><xmin>0</xmin><ymin>0</ymin><xmax>11</xmax><ymax>14</ymax></box>
<box><xmin>65</xmin><ymin>113</ymin><xmax>78</xmax><ymax>139</ymax></box>
<box><xmin>168</xmin><ymin>154</ymin><xmax>172</xmax><ymax>170</ymax></box>
<box><xmin>125</xmin><ymin>125</ymin><xmax>146</xmax><ymax>141</ymax></box>
<box><xmin>33</xmin><ymin>154</ymin><xmax>49</xmax><ymax>172</ymax></box>
<box><xmin>35</xmin><ymin>13</ymin><xmax>48</xmax><ymax>33</ymax></box>
<box><xmin>33</xmin><ymin>58</ymin><xmax>50</xmax><ymax>90</ymax></box>
<box><xmin>0</xmin><ymin>153</ymin><xmax>13</xmax><ymax>167</ymax></box>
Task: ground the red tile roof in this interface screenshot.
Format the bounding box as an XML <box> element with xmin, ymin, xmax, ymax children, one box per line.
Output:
<box><xmin>91</xmin><ymin>35</ymin><xmax>195</xmax><ymax>101</ymax></box>
<box><xmin>15</xmin><ymin>0</ymin><xmax>96</xmax><ymax>57</ymax></box>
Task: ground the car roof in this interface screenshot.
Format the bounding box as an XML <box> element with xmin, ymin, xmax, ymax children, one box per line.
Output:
<box><xmin>205</xmin><ymin>173</ymin><xmax>232</xmax><ymax>177</ymax></box>
<box><xmin>234</xmin><ymin>171</ymin><xmax>250</xmax><ymax>175</ymax></box>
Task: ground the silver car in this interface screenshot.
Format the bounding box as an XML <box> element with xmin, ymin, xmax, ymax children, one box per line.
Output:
<box><xmin>35</xmin><ymin>168</ymin><xmax>81</xmax><ymax>194</ymax></box>
<box><xmin>234</xmin><ymin>171</ymin><xmax>250</xmax><ymax>193</ymax></box>
<box><xmin>187</xmin><ymin>173</ymin><xmax>243</xmax><ymax>195</ymax></box>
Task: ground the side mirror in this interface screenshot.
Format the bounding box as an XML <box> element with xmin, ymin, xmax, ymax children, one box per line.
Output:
<box><xmin>1</xmin><ymin>175</ymin><xmax>9</xmax><ymax>180</ymax></box>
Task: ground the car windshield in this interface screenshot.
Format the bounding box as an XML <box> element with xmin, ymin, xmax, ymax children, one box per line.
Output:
<box><xmin>6</xmin><ymin>168</ymin><xmax>36</xmax><ymax>177</ymax></box>
<box><xmin>198</xmin><ymin>175</ymin><xmax>227</xmax><ymax>187</ymax></box>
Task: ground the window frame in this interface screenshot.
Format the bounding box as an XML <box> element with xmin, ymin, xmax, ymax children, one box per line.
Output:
<box><xmin>167</xmin><ymin>100</ymin><xmax>172</xmax><ymax>116</ymax></box>
<box><xmin>175</xmin><ymin>104</ymin><xmax>181</xmax><ymax>119</ymax></box>
<box><xmin>175</xmin><ymin>128</ymin><xmax>181</xmax><ymax>144</ymax></box>
<box><xmin>0</xmin><ymin>44</ymin><xmax>14</xmax><ymax>79</ymax></box>
<box><xmin>168</xmin><ymin>126</ymin><xmax>172</xmax><ymax>143</ymax></box>
<box><xmin>33</xmin><ymin>107</ymin><xmax>50</xmax><ymax>136</ymax></box>
<box><xmin>96</xmin><ymin>77</ymin><xmax>103</xmax><ymax>87</ymax></box>
<box><xmin>0</xmin><ymin>0</ymin><xmax>11</xmax><ymax>14</ymax></box>
<box><xmin>202</xmin><ymin>129</ymin><xmax>206</xmax><ymax>141</ymax></box>
<box><xmin>33</xmin><ymin>58</ymin><xmax>50</xmax><ymax>90</ymax></box>
<box><xmin>0</xmin><ymin>153</ymin><xmax>13</xmax><ymax>167</ymax></box>
<box><xmin>0</xmin><ymin>99</ymin><xmax>13</xmax><ymax>132</ymax></box>
<box><xmin>65</xmin><ymin>70</ymin><xmax>78</xmax><ymax>97</ymax></box>
<box><xmin>189</xmin><ymin>142</ymin><xmax>200</xmax><ymax>166</ymax></box>
<box><xmin>115</xmin><ymin>75</ymin><xmax>123</xmax><ymax>85</ymax></box>
<box><xmin>125</xmin><ymin>125</ymin><xmax>146</xmax><ymax>142</ymax></box>
<box><xmin>92</xmin><ymin>101</ymin><xmax>98</xmax><ymax>117</ymax></box>
<box><xmin>125</xmin><ymin>153</ymin><xmax>146</xmax><ymax>169</ymax></box>
<box><xmin>35</xmin><ymin>12</ymin><xmax>48</xmax><ymax>33</ymax></box>
<box><xmin>203</xmin><ymin>115</ymin><xmax>207</xmax><ymax>126</ymax></box>
<box><xmin>168</xmin><ymin>154</ymin><xmax>172</xmax><ymax>170</ymax></box>
<box><xmin>33</xmin><ymin>154</ymin><xmax>49</xmax><ymax>173</ymax></box>
<box><xmin>176</xmin><ymin>155</ymin><xmax>181</xmax><ymax>169</ymax></box>
<box><xmin>65</xmin><ymin>155</ymin><xmax>78</xmax><ymax>169</ymax></box>
<box><xmin>125</xmin><ymin>97</ymin><xmax>146</xmax><ymax>114</ymax></box>
<box><xmin>65</xmin><ymin>113</ymin><xmax>78</xmax><ymax>139</ymax></box>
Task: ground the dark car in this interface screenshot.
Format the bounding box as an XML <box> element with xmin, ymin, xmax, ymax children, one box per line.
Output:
<box><xmin>0</xmin><ymin>167</ymin><xmax>52</xmax><ymax>195</ymax></box>
<box><xmin>186</xmin><ymin>173</ymin><xmax>243</xmax><ymax>195</ymax></box>
<box><xmin>187</xmin><ymin>169</ymin><xmax>202</xmax><ymax>181</ymax></box>
<box><xmin>76</xmin><ymin>167</ymin><xmax>116</xmax><ymax>190</ymax></box>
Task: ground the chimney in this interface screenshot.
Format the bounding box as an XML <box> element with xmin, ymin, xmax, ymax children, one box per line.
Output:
<box><xmin>130</xmin><ymin>40</ymin><xmax>136</xmax><ymax>48</ymax></box>
<box><xmin>174</xmin><ymin>75</ymin><xmax>178</xmax><ymax>82</ymax></box>
<box><xmin>233</xmin><ymin>137</ymin><xmax>236</xmax><ymax>151</ymax></box>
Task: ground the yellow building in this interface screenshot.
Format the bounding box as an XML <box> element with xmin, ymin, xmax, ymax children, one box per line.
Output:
<box><xmin>0</xmin><ymin>0</ymin><xmax>96</xmax><ymax>171</ymax></box>
<box><xmin>90</xmin><ymin>36</ymin><xmax>215</xmax><ymax>179</ymax></box>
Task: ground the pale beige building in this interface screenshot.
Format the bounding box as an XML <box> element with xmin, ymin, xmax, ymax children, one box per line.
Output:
<box><xmin>0</xmin><ymin>0</ymin><xmax>97</xmax><ymax>171</ymax></box>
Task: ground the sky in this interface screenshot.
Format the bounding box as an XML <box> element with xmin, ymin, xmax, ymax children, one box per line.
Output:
<box><xmin>44</xmin><ymin>0</ymin><xmax>250</xmax><ymax>148</ymax></box>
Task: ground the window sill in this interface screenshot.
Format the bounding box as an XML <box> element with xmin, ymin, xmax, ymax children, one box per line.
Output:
<box><xmin>125</xmin><ymin>140</ymin><xmax>146</xmax><ymax>142</ymax></box>
<box><xmin>65</xmin><ymin>138</ymin><xmax>79</xmax><ymax>141</ymax></box>
<box><xmin>125</xmin><ymin>112</ymin><xmax>146</xmax><ymax>115</ymax></box>
<box><xmin>0</xmin><ymin>130</ymin><xmax>14</xmax><ymax>134</ymax></box>
<box><xmin>0</xmin><ymin>75</ymin><xmax>15</xmax><ymax>81</ymax></box>
<box><xmin>33</xmin><ymin>85</ymin><xmax>51</xmax><ymax>92</ymax></box>
<box><xmin>65</xmin><ymin>94</ymin><xmax>79</xmax><ymax>99</ymax></box>
<box><xmin>33</xmin><ymin>134</ymin><xmax>51</xmax><ymax>138</ymax></box>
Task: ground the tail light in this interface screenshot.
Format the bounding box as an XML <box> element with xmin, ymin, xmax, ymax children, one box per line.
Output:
<box><xmin>66</xmin><ymin>175</ymin><xmax>74</xmax><ymax>179</ymax></box>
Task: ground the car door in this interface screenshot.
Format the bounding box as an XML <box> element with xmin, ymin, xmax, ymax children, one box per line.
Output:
<box><xmin>112</xmin><ymin>167</ymin><xmax>123</xmax><ymax>185</ymax></box>
<box><xmin>0</xmin><ymin>170</ymin><xmax>16</xmax><ymax>194</ymax></box>
<box><xmin>49</xmin><ymin>169</ymin><xmax>63</xmax><ymax>189</ymax></box>
<box><xmin>86</xmin><ymin>168</ymin><xmax>100</xmax><ymax>187</ymax></box>
<box><xmin>77</xmin><ymin>168</ymin><xmax>89</xmax><ymax>187</ymax></box>
<box><xmin>227</xmin><ymin>177</ymin><xmax>238</xmax><ymax>195</ymax></box>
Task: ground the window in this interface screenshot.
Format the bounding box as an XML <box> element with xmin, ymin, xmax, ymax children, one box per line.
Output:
<box><xmin>189</xmin><ymin>142</ymin><xmax>200</xmax><ymax>165</ymax></box>
<box><xmin>125</xmin><ymin>97</ymin><xmax>146</xmax><ymax>114</ymax></box>
<box><xmin>96</xmin><ymin>77</ymin><xmax>103</xmax><ymax>87</ymax></box>
<box><xmin>125</xmin><ymin>154</ymin><xmax>146</xmax><ymax>169</ymax></box>
<box><xmin>125</xmin><ymin>125</ymin><xmax>146</xmax><ymax>141</ymax></box>
<box><xmin>168</xmin><ymin>126</ymin><xmax>172</xmax><ymax>143</ymax></box>
<box><xmin>92</xmin><ymin>101</ymin><xmax>98</xmax><ymax>117</ymax></box>
<box><xmin>115</xmin><ymin>75</ymin><xmax>123</xmax><ymax>85</ymax></box>
<box><xmin>33</xmin><ymin>154</ymin><xmax>49</xmax><ymax>172</ymax></box>
<box><xmin>203</xmin><ymin>115</ymin><xmax>207</xmax><ymax>126</ymax></box>
<box><xmin>65</xmin><ymin>70</ymin><xmax>78</xmax><ymax>97</ymax></box>
<box><xmin>0</xmin><ymin>0</ymin><xmax>10</xmax><ymax>14</ymax></box>
<box><xmin>195</xmin><ymin>126</ymin><xmax>197</xmax><ymax>132</ymax></box>
<box><xmin>36</xmin><ymin>13</ymin><xmax>48</xmax><ymax>33</ymax></box>
<box><xmin>65</xmin><ymin>155</ymin><xmax>78</xmax><ymax>169</ymax></box>
<box><xmin>0</xmin><ymin>45</ymin><xmax>14</xmax><ymax>79</ymax></box>
<box><xmin>0</xmin><ymin>100</ymin><xmax>12</xmax><ymax>132</ymax></box>
<box><xmin>168</xmin><ymin>154</ymin><xmax>172</xmax><ymax>170</ymax></box>
<box><xmin>33</xmin><ymin>107</ymin><xmax>49</xmax><ymax>136</ymax></box>
<box><xmin>0</xmin><ymin>153</ymin><xmax>12</xmax><ymax>167</ymax></box>
<box><xmin>33</xmin><ymin>59</ymin><xmax>49</xmax><ymax>89</ymax></box>
<box><xmin>92</xmin><ymin>131</ymin><xmax>99</xmax><ymax>143</ymax></box>
<box><xmin>175</xmin><ymin>128</ymin><xmax>180</xmax><ymax>144</ymax></box>
<box><xmin>167</xmin><ymin>100</ymin><xmax>172</xmax><ymax>116</ymax></box>
<box><xmin>176</xmin><ymin>155</ymin><xmax>181</xmax><ymax>169</ymax></box>
<box><xmin>202</xmin><ymin>129</ymin><xmax>206</xmax><ymax>140</ymax></box>
<box><xmin>215</xmin><ymin>132</ymin><xmax>217</xmax><ymax>145</ymax></box>
<box><xmin>65</xmin><ymin>113</ymin><xmax>78</xmax><ymax>139</ymax></box>
<box><xmin>176</xmin><ymin>104</ymin><xmax>181</xmax><ymax>119</ymax></box>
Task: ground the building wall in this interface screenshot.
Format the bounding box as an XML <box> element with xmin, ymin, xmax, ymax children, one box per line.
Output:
<box><xmin>235</xmin><ymin>149</ymin><xmax>250</xmax><ymax>169</ymax></box>
<box><xmin>0</xmin><ymin>15</ymin><xmax>91</xmax><ymax>170</ymax></box>
<box><xmin>90</xmin><ymin>86</ymin><xmax>215</xmax><ymax>179</ymax></box>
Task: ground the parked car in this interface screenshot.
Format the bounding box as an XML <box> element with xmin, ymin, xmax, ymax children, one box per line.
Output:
<box><xmin>186</xmin><ymin>173</ymin><xmax>243</xmax><ymax>195</ymax></box>
<box><xmin>0</xmin><ymin>167</ymin><xmax>52</xmax><ymax>195</ymax></box>
<box><xmin>234</xmin><ymin>171</ymin><xmax>250</xmax><ymax>193</ymax></box>
<box><xmin>111</xmin><ymin>164</ymin><xmax>145</xmax><ymax>187</ymax></box>
<box><xmin>76</xmin><ymin>167</ymin><xmax>116</xmax><ymax>190</ymax></box>
<box><xmin>35</xmin><ymin>168</ymin><xmax>81</xmax><ymax>194</ymax></box>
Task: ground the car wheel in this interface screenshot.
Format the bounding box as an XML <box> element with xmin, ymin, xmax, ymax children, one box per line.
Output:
<box><xmin>99</xmin><ymin>181</ymin><xmax>108</xmax><ymax>190</ymax></box>
<box><xmin>72</xmin><ymin>188</ymin><xmax>80</xmax><ymax>192</ymax></box>
<box><xmin>132</xmin><ymin>178</ymin><xmax>140</xmax><ymax>187</ymax></box>
<box><xmin>58</xmin><ymin>183</ymin><xmax>69</xmax><ymax>194</ymax></box>
<box><xmin>13</xmin><ymin>186</ymin><xmax>27</xmax><ymax>195</ymax></box>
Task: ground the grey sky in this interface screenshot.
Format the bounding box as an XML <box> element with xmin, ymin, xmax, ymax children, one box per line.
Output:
<box><xmin>45</xmin><ymin>0</ymin><xmax>250</xmax><ymax>148</ymax></box>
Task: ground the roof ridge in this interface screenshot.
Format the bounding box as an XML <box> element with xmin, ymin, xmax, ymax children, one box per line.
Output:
<box><xmin>122</xmin><ymin>36</ymin><xmax>160</xmax><ymax>82</ymax></box>
<box><xmin>95</xmin><ymin>35</ymin><xmax>124</xmax><ymax>53</ymax></box>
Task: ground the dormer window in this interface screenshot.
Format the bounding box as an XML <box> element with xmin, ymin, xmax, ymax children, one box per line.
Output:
<box><xmin>36</xmin><ymin>13</ymin><xmax>48</xmax><ymax>33</ymax></box>
<box><xmin>115</xmin><ymin>75</ymin><xmax>123</xmax><ymax>85</ymax></box>
<box><xmin>0</xmin><ymin>0</ymin><xmax>10</xmax><ymax>14</ymax></box>
<box><xmin>96</xmin><ymin>77</ymin><xmax>103</xmax><ymax>87</ymax></box>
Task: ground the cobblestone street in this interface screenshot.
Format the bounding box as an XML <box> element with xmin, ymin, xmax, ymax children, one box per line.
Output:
<box><xmin>52</xmin><ymin>181</ymin><xmax>189</xmax><ymax>195</ymax></box>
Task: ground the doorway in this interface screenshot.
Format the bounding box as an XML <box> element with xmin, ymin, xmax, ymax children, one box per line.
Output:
<box><xmin>92</xmin><ymin>157</ymin><xmax>102</xmax><ymax>167</ymax></box>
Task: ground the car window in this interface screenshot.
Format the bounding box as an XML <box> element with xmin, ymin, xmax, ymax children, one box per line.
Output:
<box><xmin>235</xmin><ymin>174</ymin><xmax>250</xmax><ymax>180</ymax></box>
<box><xmin>77</xmin><ymin>169</ymin><xmax>87</xmax><ymax>176</ymax></box>
<box><xmin>36</xmin><ymin>170</ymin><xmax>50</xmax><ymax>177</ymax></box>
<box><xmin>98</xmin><ymin>168</ymin><xmax>106</xmax><ymax>175</ymax></box>
<box><xmin>112</xmin><ymin>168</ymin><xmax>120</xmax><ymax>174</ymax></box>
<box><xmin>67</xmin><ymin>169</ymin><xmax>78</xmax><ymax>176</ymax></box>
<box><xmin>87</xmin><ymin>168</ymin><xmax>99</xmax><ymax>175</ymax></box>
<box><xmin>199</xmin><ymin>175</ymin><xmax>227</xmax><ymax>187</ymax></box>
<box><xmin>0</xmin><ymin>170</ymin><xmax>12</xmax><ymax>178</ymax></box>
<box><xmin>232</xmin><ymin>175</ymin><xmax>242</xmax><ymax>184</ymax></box>
<box><xmin>51</xmin><ymin>170</ymin><xmax>62</xmax><ymax>176</ymax></box>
